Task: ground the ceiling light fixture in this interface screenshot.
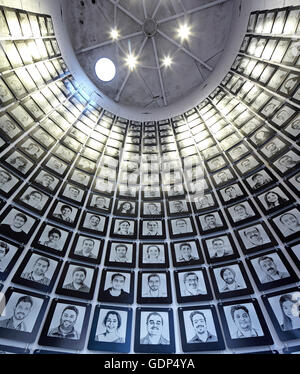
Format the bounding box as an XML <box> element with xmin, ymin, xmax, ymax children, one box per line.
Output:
<box><xmin>162</xmin><ymin>56</ymin><xmax>173</xmax><ymax>67</ymax></box>
<box><xmin>177</xmin><ymin>24</ymin><xmax>191</xmax><ymax>41</ymax></box>
<box><xmin>95</xmin><ymin>58</ymin><xmax>116</xmax><ymax>81</ymax></box>
<box><xmin>110</xmin><ymin>28</ymin><xmax>119</xmax><ymax>40</ymax></box>
<box><xmin>125</xmin><ymin>54</ymin><xmax>138</xmax><ymax>70</ymax></box>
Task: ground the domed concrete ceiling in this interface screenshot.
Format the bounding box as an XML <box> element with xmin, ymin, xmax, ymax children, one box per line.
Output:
<box><xmin>65</xmin><ymin>0</ymin><xmax>235</xmax><ymax>111</ymax></box>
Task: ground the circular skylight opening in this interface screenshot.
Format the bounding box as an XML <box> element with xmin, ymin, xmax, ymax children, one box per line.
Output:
<box><xmin>95</xmin><ymin>58</ymin><xmax>116</xmax><ymax>82</ymax></box>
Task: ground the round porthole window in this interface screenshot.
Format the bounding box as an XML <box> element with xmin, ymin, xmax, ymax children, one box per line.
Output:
<box><xmin>95</xmin><ymin>58</ymin><xmax>116</xmax><ymax>82</ymax></box>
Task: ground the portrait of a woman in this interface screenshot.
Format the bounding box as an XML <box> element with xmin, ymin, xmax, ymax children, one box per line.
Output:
<box><xmin>96</xmin><ymin>311</ymin><xmax>125</xmax><ymax>343</ymax></box>
<box><xmin>279</xmin><ymin>294</ymin><xmax>300</xmax><ymax>331</ymax></box>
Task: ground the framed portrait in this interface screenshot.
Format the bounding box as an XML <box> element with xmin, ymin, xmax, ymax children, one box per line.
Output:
<box><xmin>75</xmin><ymin>156</ymin><xmax>96</xmax><ymax>174</ymax></box>
<box><xmin>217</xmin><ymin>182</ymin><xmax>248</xmax><ymax>206</ymax></box>
<box><xmin>43</xmin><ymin>155</ymin><xmax>69</xmax><ymax>178</ymax></box>
<box><xmin>16</xmin><ymin>137</ymin><xmax>46</xmax><ymax>162</ymax></box>
<box><xmin>270</xmin><ymin>206</ymin><xmax>300</xmax><ymax>242</ymax></box>
<box><xmin>262</xmin><ymin>286</ymin><xmax>300</xmax><ymax>342</ymax></box>
<box><xmin>0</xmin><ymin>206</ymin><xmax>39</xmax><ymax>244</ymax></box>
<box><xmin>56</xmin><ymin>261</ymin><xmax>98</xmax><ymax>300</ymax></box>
<box><xmin>227</xmin><ymin>142</ymin><xmax>251</xmax><ymax>163</ymax></box>
<box><xmin>0</xmin><ymin>165</ymin><xmax>21</xmax><ymax>198</ymax></box>
<box><xmin>105</xmin><ymin>241</ymin><xmax>136</xmax><ymax>269</ymax></box>
<box><xmin>47</xmin><ymin>201</ymin><xmax>80</xmax><ymax>228</ymax></box>
<box><xmin>206</xmin><ymin>155</ymin><xmax>228</xmax><ymax>173</ymax></box>
<box><xmin>248</xmin><ymin>126</ymin><xmax>275</xmax><ymax>147</ymax></box>
<box><xmin>1</xmin><ymin>149</ymin><xmax>34</xmax><ymax>178</ymax></box>
<box><xmin>30</xmin><ymin>127</ymin><xmax>56</xmax><ymax>149</ymax></box>
<box><xmin>117</xmin><ymin>184</ymin><xmax>138</xmax><ymax>200</ymax></box>
<box><xmin>142</xmin><ymin>185</ymin><xmax>163</xmax><ymax>200</ymax></box>
<box><xmin>86</xmin><ymin>193</ymin><xmax>112</xmax><ymax>214</ymax></box>
<box><xmin>0</xmin><ymin>236</ymin><xmax>23</xmax><ymax>281</ymax></box>
<box><xmin>69</xmin><ymin>233</ymin><xmax>104</xmax><ymax>265</ymax></box>
<box><xmin>2</xmin><ymin>72</ymin><xmax>27</xmax><ymax>99</ymax></box>
<box><xmin>273</xmin><ymin>149</ymin><xmax>300</xmax><ymax>177</ymax></box>
<box><xmin>38</xmin><ymin>298</ymin><xmax>91</xmax><ymax>350</ymax></box>
<box><xmin>202</xmin><ymin>233</ymin><xmax>239</xmax><ymax>264</ymax></box>
<box><xmin>32</xmin><ymin>222</ymin><xmax>71</xmax><ymax>257</ymax></box>
<box><xmin>209</xmin><ymin>261</ymin><xmax>254</xmax><ymax>299</ymax></box>
<box><xmin>244</xmin><ymin>168</ymin><xmax>277</xmax><ymax>193</ymax></box>
<box><xmin>134</xmin><ymin>307</ymin><xmax>175</xmax><ymax>353</ymax></box>
<box><xmin>0</xmin><ymin>113</ymin><xmax>23</xmax><ymax>142</ymax></box>
<box><xmin>170</xmin><ymin>239</ymin><xmax>204</xmax><ymax>267</ymax></box>
<box><xmin>52</xmin><ymin>144</ymin><xmax>76</xmax><ymax>164</ymax></box>
<box><xmin>78</xmin><ymin>211</ymin><xmax>108</xmax><ymax>236</ymax></box>
<box><xmin>166</xmin><ymin>199</ymin><xmax>191</xmax><ymax>217</ymax></box>
<box><xmin>211</xmin><ymin>168</ymin><xmax>237</xmax><ymax>188</ymax></box>
<box><xmin>178</xmin><ymin>305</ymin><xmax>225</xmax><ymax>352</ymax></box>
<box><xmin>88</xmin><ymin>305</ymin><xmax>132</xmax><ymax>353</ymax></box>
<box><xmin>246</xmin><ymin>249</ymin><xmax>297</xmax><ymax>291</ymax></box>
<box><xmin>282</xmin><ymin>113</ymin><xmax>300</xmax><ymax>141</ymax></box>
<box><xmin>98</xmin><ymin>269</ymin><xmax>134</xmax><ymax>304</ymax></box>
<box><xmin>12</xmin><ymin>250</ymin><xmax>62</xmax><ymax>293</ymax></box>
<box><xmin>191</xmin><ymin>192</ymin><xmax>218</xmax><ymax>213</ymax></box>
<box><xmin>137</xmin><ymin>271</ymin><xmax>172</xmax><ymax>304</ymax></box>
<box><xmin>286</xmin><ymin>171</ymin><xmax>300</xmax><ymax>197</ymax></box>
<box><xmin>174</xmin><ymin>268</ymin><xmax>213</xmax><ymax>303</ymax></box>
<box><xmin>113</xmin><ymin>199</ymin><xmax>137</xmax><ymax>218</ymax></box>
<box><xmin>255</xmin><ymin>185</ymin><xmax>295</xmax><ymax>215</ymax></box>
<box><xmin>0</xmin><ymin>287</ymin><xmax>49</xmax><ymax>343</ymax></box>
<box><xmin>235</xmin><ymin>222</ymin><xmax>277</xmax><ymax>254</ymax></box>
<box><xmin>141</xmin><ymin>201</ymin><xmax>164</xmax><ymax>218</ymax></box>
<box><xmin>258</xmin><ymin>136</ymin><xmax>291</xmax><ymax>161</ymax></box>
<box><xmin>0</xmin><ymin>77</ymin><xmax>15</xmax><ymax>106</ymax></box>
<box><xmin>218</xmin><ymin>298</ymin><xmax>273</xmax><ymax>348</ymax></box>
<box><xmin>196</xmin><ymin>210</ymin><xmax>227</xmax><ymax>235</ymax></box>
<box><xmin>225</xmin><ymin>200</ymin><xmax>259</xmax><ymax>227</ymax></box>
<box><xmin>168</xmin><ymin>216</ymin><xmax>197</xmax><ymax>239</ymax></box>
<box><xmin>139</xmin><ymin>242</ymin><xmax>169</xmax><ymax>269</ymax></box>
<box><xmin>286</xmin><ymin>241</ymin><xmax>300</xmax><ymax>271</ymax></box>
<box><xmin>59</xmin><ymin>182</ymin><xmax>86</xmax><ymax>206</ymax></box>
<box><xmin>14</xmin><ymin>185</ymin><xmax>50</xmax><ymax>215</ymax></box>
<box><xmin>92</xmin><ymin>178</ymin><xmax>115</xmax><ymax>196</ymax></box>
<box><xmin>270</xmin><ymin>104</ymin><xmax>298</xmax><ymax>129</ymax></box>
<box><xmin>234</xmin><ymin>155</ymin><xmax>262</xmax><ymax>177</ymax></box>
<box><xmin>165</xmin><ymin>183</ymin><xmax>186</xmax><ymax>199</ymax></box>
<box><xmin>69</xmin><ymin>169</ymin><xmax>91</xmax><ymax>189</ymax></box>
<box><xmin>139</xmin><ymin>219</ymin><xmax>166</xmax><ymax>240</ymax></box>
<box><xmin>110</xmin><ymin>218</ymin><xmax>137</xmax><ymax>240</ymax></box>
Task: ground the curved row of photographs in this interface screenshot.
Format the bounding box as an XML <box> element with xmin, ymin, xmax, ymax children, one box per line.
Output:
<box><xmin>0</xmin><ymin>285</ymin><xmax>299</xmax><ymax>353</ymax></box>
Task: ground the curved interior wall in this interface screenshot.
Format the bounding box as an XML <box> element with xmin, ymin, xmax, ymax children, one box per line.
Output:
<box><xmin>0</xmin><ymin>1</ymin><xmax>299</xmax><ymax>354</ymax></box>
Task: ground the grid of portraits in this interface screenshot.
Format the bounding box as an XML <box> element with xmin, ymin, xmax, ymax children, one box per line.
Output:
<box><xmin>0</xmin><ymin>5</ymin><xmax>299</xmax><ymax>355</ymax></box>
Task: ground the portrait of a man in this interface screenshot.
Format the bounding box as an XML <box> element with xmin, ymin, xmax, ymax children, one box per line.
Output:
<box><xmin>240</xmin><ymin>225</ymin><xmax>271</xmax><ymax>249</ymax></box>
<box><xmin>63</xmin><ymin>266</ymin><xmax>91</xmax><ymax>293</ymax></box>
<box><xmin>175</xmin><ymin>242</ymin><xmax>199</xmax><ymax>263</ymax></box>
<box><xmin>215</xmin><ymin>266</ymin><xmax>245</xmax><ymax>292</ymax></box>
<box><xmin>0</xmin><ymin>295</ymin><xmax>33</xmax><ymax>332</ymax></box>
<box><xmin>179</xmin><ymin>272</ymin><xmax>206</xmax><ymax>297</ymax></box>
<box><xmin>255</xmin><ymin>254</ymin><xmax>290</xmax><ymax>284</ymax></box>
<box><xmin>74</xmin><ymin>237</ymin><xmax>99</xmax><ymax>259</ymax></box>
<box><xmin>142</xmin><ymin>273</ymin><xmax>167</xmax><ymax>298</ymax></box>
<box><xmin>186</xmin><ymin>310</ymin><xmax>218</xmax><ymax>343</ymax></box>
<box><xmin>48</xmin><ymin>305</ymin><xmax>81</xmax><ymax>340</ymax></box>
<box><xmin>21</xmin><ymin>255</ymin><xmax>52</xmax><ymax>286</ymax></box>
<box><xmin>102</xmin><ymin>272</ymin><xmax>130</xmax><ymax>302</ymax></box>
<box><xmin>0</xmin><ymin>209</ymin><xmax>35</xmax><ymax>243</ymax></box>
<box><xmin>140</xmin><ymin>312</ymin><xmax>170</xmax><ymax>345</ymax></box>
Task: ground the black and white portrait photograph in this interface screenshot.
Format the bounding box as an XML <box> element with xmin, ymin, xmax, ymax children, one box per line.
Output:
<box><xmin>262</xmin><ymin>287</ymin><xmax>300</xmax><ymax>341</ymax></box>
<box><xmin>286</xmin><ymin>172</ymin><xmax>300</xmax><ymax>197</ymax></box>
<box><xmin>59</xmin><ymin>183</ymin><xmax>86</xmax><ymax>205</ymax></box>
<box><xmin>69</xmin><ymin>169</ymin><xmax>91</xmax><ymax>188</ymax></box>
<box><xmin>178</xmin><ymin>306</ymin><xmax>225</xmax><ymax>352</ymax></box>
<box><xmin>271</xmin><ymin>105</ymin><xmax>297</xmax><ymax>128</ymax></box>
<box><xmin>69</xmin><ymin>234</ymin><xmax>103</xmax><ymax>264</ymax></box>
<box><xmin>86</xmin><ymin>193</ymin><xmax>112</xmax><ymax>213</ymax></box>
<box><xmin>219</xmin><ymin>299</ymin><xmax>273</xmax><ymax>348</ymax></box>
<box><xmin>56</xmin><ymin>262</ymin><xmax>97</xmax><ymax>300</ymax></box>
<box><xmin>98</xmin><ymin>269</ymin><xmax>134</xmax><ymax>304</ymax></box>
<box><xmin>88</xmin><ymin>305</ymin><xmax>132</xmax><ymax>353</ymax></box>
<box><xmin>0</xmin><ymin>287</ymin><xmax>48</xmax><ymax>343</ymax></box>
<box><xmin>0</xmin><ymin>166</ymin><xmax>20</xmax><ymax>197</ymax></box>
<box><xmin>17</xmin><ymin>138</ymin><xmax>45</xmax><ymax>161</ymax></box>
<box><xmin>197</xmin><ymin>211</ymin><xmax>227</xmax><ymax>235</ymax></box>
<box><xmin>0</xmin><ymin>207</ymin><xmax>38</xmax><ymax>244</ymax></box>
<box><xmin>105</xmin><ymin>241</ymin><xmax>136</xmax><ymax>268</ymax></box>
<box><xmin>0</xmin><ymin>113</ymin><xmax>22</xmax><ymax>142</ymax></box>
<box><xmin>167</xmin><ymin>199</ymin><xmax>191</xmax><ymax>216</ymax></box>
<box><xmin>249</xmin><ymin>127</ymin><xmax>275</xmax><ymax>147</ymax></box>
<box><xmin>2</xmin><ymin>150</ymin><xmax>34</xmax><ymax>177</ymax></box>
<box><xmin>168</xmin><ymin>217</ymin><xmax>196</xmax><ymax>238</ymax></box>
<box><xmin>218</xmin><ymin>183</ymin><xmax>247</xmax><ymax>206</ymax></box>
<box><xmin>246</xmin><ymin>249</ymin><xmax>297</xmax><ymax>291</ymax></box>
<box><xmin>283</xmin><ymin>113</ymin><xmax>300</xmax><ymax>140</ymax></box>
<box><xmin>212</xmin><ymin>168</ymin><xmax>237</xmax><ymax>188</ymax></box>
<box><xmin>141</xmin><ymin>201</ymin><xmax>163</xmax><ymax>218</ymax></box>
<box><xmin>9</xmin><ymin>104</ymin><xmax>34</xmax><ymax>130</ymax></box>
<box><xmin>30</xmin><ymin>169</ymin><xmax>60</xmax><ymax>194</ymax></box>
<box><xmin>255</xmin><ymin>186</ymin><xmax>295</xmax><ymax>214</ymax></box>
<box><xmin>31</xmin><ymin>128</ymin><xmax>56</xmax><ymax>149</ymax></box>
<box><xmin>174</xmin><ymin>268</ymin><xmax>212</xmax><ymax>303</ymax></box>
<box><xmin>44</xmin><ymin>155</ymin><xmax>68</xmax><ymax>177</ymax></box>
<box><xmin>53</xmin><ymin>144</ymin><xmax>76</xmax><ymax>164</ymax></box>
<box><xmin>79</xmin><ymin>212</ymin><xmax>107</xmax><ymax>235</ymax></box>
<box><xmin>0</xmin><ymin>237</ymin><xmax>22</xmax><ymax>281</ymax></box>
<box><xmin>134</xmin><ymin>308</ymin><xmax>175</xmax><ymax>353</ymax></box>
<box><xmin>138</xmin><ymin>271</ymin><xmax>171</xmax><ymax>304</ymax></box>
<box><xmin>166</xmin><ymin>183</ymin><xmax>186</xmax><ymax>199</ymax></box>
<box><xmin>270</xmin><ymin>207</ymin><xmax>300</xmax><ymax>242</ymax></box>
<box><xmin>12</xmin><ymin>250</ymin><xmax>61</xmax><ymax>293</ymax></box>
<box><xmin>259</xmin><ymin>136</ymin><xmax>291</xmax><ymax>160</ymax></box>
<box><xmin>32</xmin><ymin>222</ymin><xmax>71</xmax><ymax>256</ymax></box>
<box><xmin>139</xmin><ymin>243</ymin><xmax>168</xmax><ymax>268</ymax></box>
<box><xmin>38</xmin><ymin>299</ymin><xmax>91</xmax><ymax>350</ymax></box>
<box><xmin>140</xmin><ymin>219</ymin><xmax>165</xmax><ymax>239</ymax></box>
<box><xmin>202</xmin><ymin>234</ymin><xmax>239</xmax><ymax>264</ymax></box>
<box><xmin>235</xmin><ymin>155</ymin><xmax>261</xmax><ymax>176</ymax></box>
<box><xmin>171</xmin><ymin>240</ymin><xmax>203</xmax><ymax>267</ymax></box>
<box><xmin>110</xmin><ymin>218</ymin><xmax>137</xmax><ymax>239</ymax></box>
<box><xmin>244</xmin><ymin>168</ymin><xmax>277</xmax><ymax>193</ymax></box>
<box><xmin>273</xmin><ymin>150</ymin><xmax>300</xmax><ymax>176</ymax></box>
<box><xmin>225</xmin><ymin>200</ymin><xmax>258</xmax><ymax>226</ymax></box>
<box><xmin>206</xmin><ymin>155</ymin><xmax>227</xmax><ymax>172</ymax></box>
<box><xmin>15</xmin><ymin>185</ymin><xmax>50</xmax><ymax>214</ymax></box>
<box><xmin>142</xmin><ymin>185</ymin><xmax>163</xmax><ymax>200</ymax></box>
<box><xmin>192</xmin><ymin>193</ymin><xmax>218</xmax><ymax>212</ymax></box>
<box><xmin>236</xmin><ymin>222</ymin><xmax>276</xmax><ymax>254</ymax></box>
<box><xmin>47</xmin><ymin>199</ymin><xmax>79</xmax><ymax>227</ymax></box>
<box><xmin>210</xmin><ymin>262</ymin><xmax>253</xmax><ymax>299</ymax></box>
<box><xmin>114</xmin><ymin>199</ymin><xmax>137</xmax><ymax>217</ymax></box>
